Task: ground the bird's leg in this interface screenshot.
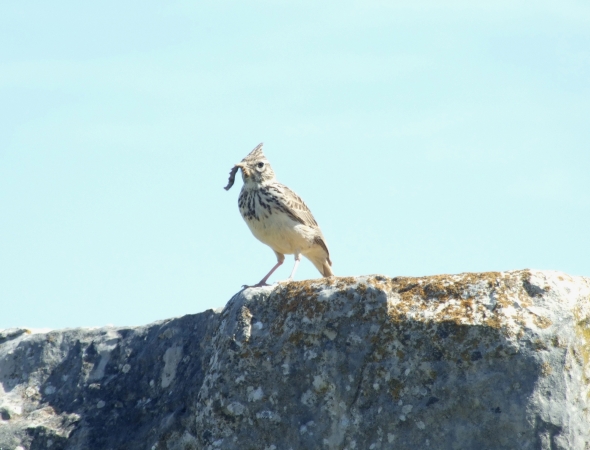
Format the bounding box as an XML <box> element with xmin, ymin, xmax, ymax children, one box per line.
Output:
<box><xmin>253</xmin><ymin>260</ymin><xmax>283</xmax><ymax>287</ymax></box>
<box><xmin>243</xmin><ymin>252</ymin><xmax>285</xmax><ymax>288</ymax></box>
<box><xmin>287</xmin><ymin>253</ymin><xmax>302</xmax><ymax>281</ymax></box>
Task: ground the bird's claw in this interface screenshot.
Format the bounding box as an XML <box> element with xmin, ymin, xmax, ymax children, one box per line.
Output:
<box><xmin>241</xmin><ymin>282</ymin><xmax>272</xmax><ymax>289</ymax></box>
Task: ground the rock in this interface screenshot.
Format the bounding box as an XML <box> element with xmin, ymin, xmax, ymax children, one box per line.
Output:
<box><xmin>0</xmin><ymin>314</ymin><xmax>218</xmax><ymax>449</ymax></box>
<box><xmin>1</xmin><ymin>270</ymin><xmax>589</xmax><ymax>449</ymax></box>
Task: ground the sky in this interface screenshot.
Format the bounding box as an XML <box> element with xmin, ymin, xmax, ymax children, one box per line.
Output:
<box><xmin>1</xmin><ymin>1</ymin><xmax>589</xmax><ymax>329</ymax></box>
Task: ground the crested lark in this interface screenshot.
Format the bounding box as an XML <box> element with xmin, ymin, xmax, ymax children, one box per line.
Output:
<box><xmin>224</xmin><ymin>143</ymin><xmax>333</xmax><ymax>287</ymax></box>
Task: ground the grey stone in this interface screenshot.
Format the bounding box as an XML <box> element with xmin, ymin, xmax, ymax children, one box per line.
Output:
<box><xmin>1</xmin><ymin>270</ymin><xmax>589</xmax><ymax>449</ymax></box>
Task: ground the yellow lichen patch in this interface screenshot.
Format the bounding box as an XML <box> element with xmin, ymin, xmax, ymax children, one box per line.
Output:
<box><xmin>519</xmin><ymin>270</ymin><xmax>551</xmax><ymax>306</ymax></box>
<box><xmin>356</xmin><ymin>283</ymin><xmax>368</xmax><ymax>296</ymax></box>
<box><xmin>367</xmin><ymin>275</ymin><xmax>391</xmax><ymax>292</ymax></box>
<box><xmin>573</xmin><ymin>306</ymin><xmax>590</xmax><ymax>391</ymax></box>
<box><xmin>268</xmin><ymin>285</ymin><xmax>323</xmax><ymax>337</ymax></box>
<box><xmin>320</xmin><ymin>277</ymin><xmax>338</xmax><ymax>287</ymax></box>
<box><xmin>541</xmin><ymin>361</ymin><xmax>553</xmax><ymax>376</ymax></box>
<box><xmin>551</xmin><ymin>336</ymin><xmax>563</xmax><ymax>348</ymax></box>
<box><xmin>278</xmin><ymin>282</ymin><xmax>324</xmax><ymax>317</ymax></box>
<box><xmin>532</xmin><ymin>315</ymin><xmax>553</xmax><ymax>330</ymax></box>
<box><xmin>483</xmin><ymin>314</ymin><xmax>503</xmax><ymax>330</ymax></box>
<box><xmin>334</xmin><ymin>277</ymin><xmax>357</xmax><ymax>289</ymax></box>
<box><xmin>371</xmin><ymin>271</ymin><xmax>552</xmax><ymax>341</ymax></box>
<box><xmin>531</xmin><ymin>339</ymin><xmax>548</xmax><ymax>352</ymax></box>
<box><xmin>266</xmin><ymin>271</ymin><xmax>577</xmax><ymax>380</ymax></box>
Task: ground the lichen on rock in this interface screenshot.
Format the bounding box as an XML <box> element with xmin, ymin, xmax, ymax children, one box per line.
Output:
<box><xmin>1</xmin><ymin>270</ymin><xmax>589</xmax><ymax>450</ymax></box>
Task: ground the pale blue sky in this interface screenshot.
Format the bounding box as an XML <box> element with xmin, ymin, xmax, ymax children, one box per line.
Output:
<box><xmin>1</xmin><ymin>1</ymin><xmax>589</xmax><ymax>329</ymax></box>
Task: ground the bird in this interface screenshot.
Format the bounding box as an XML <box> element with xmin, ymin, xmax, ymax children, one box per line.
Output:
<box><xmin>224</xmin><ymin>143</ymin><xmax>333</xmax><ymax>287</ymax></box>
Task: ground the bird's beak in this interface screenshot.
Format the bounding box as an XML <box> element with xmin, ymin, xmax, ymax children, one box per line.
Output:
<box><xmin>235</xmin><ymin>162</ymin><xmax>250</xmax><ymax>177</ymax></box>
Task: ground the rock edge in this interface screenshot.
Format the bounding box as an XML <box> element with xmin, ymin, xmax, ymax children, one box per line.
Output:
<box><xmin>1</xmin><ymin>269</ymin><xmax>589</xmax><ymax>450</ymax></box>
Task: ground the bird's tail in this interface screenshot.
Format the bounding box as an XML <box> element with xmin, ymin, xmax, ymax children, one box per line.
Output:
<box><xmin>310</xmin><ymin>236</ymin><xmax>333</xmax><ymax>277</ymax></box>
<box><xmin>321</xmin><ymin>260</ymin><xmax>334</xmax><ymax>277</ymax></box>
<box><xmin>306</xmin><ymin>253</ymin><xmax>334</xmax><ymax>278</ymax></box>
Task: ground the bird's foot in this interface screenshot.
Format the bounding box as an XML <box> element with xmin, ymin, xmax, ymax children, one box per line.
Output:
<box><xmin>241</xmin><ymin>282</ymin><xmax>273</xmax><ymax>289</ymax></box>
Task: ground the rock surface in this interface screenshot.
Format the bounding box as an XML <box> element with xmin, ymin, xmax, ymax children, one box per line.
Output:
<box><xmin>1</xmin><ymin>270</ymin><xmax>589</xmax><ymax>450</ymax></box>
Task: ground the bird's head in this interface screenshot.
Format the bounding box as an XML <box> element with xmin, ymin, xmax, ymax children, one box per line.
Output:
<box><xmin>224</xmin><ymin>143</ymin><xmax>276</xmax><ymax>190</ymax></box>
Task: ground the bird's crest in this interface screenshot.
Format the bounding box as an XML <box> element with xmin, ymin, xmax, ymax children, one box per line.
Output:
<box><xmin>241</xmin><ymin>142</ymin><xmax>265</xmax><ymax>163</ymax></box>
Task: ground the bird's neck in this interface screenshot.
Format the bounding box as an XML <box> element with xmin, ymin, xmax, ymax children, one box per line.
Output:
<box><xmin>242</xmin><ymin>178</ymin><xmax>275</xmax><ymax>191</ymax></box>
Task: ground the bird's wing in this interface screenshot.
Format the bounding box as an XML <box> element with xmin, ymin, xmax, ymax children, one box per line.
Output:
<box><xmin>269</xmin><ymin>184</ymin><xmax>319</xmax><ymax>228</ymax></box>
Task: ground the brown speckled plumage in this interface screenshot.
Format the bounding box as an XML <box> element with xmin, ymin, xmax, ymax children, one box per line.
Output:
<box><xmin>225</xmin><ymin>143</ymin><xmax>333</xmax><ymax>287</ymax></box>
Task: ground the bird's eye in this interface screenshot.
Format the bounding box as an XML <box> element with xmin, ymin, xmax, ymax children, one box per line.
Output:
<box><xmin>257</xmin><ymin>162</ymin><xmax>264</xmax><ymax>169</ymax></box>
